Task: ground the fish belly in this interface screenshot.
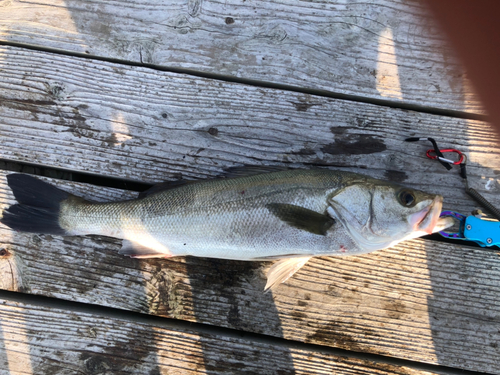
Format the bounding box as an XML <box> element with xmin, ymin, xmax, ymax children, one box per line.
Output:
<box><xmin>127</xmin><ymin>206</ymin><xmax>332</xmax><ymax>260</ymax></box>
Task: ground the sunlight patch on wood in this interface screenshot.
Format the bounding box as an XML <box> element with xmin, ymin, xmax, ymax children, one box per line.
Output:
<box><xmin>152</xmin><ymin>327</ymin><xmax>205</xmax><ymax>371</ymax></box>
<box><xmin>376</xmin><ymin>27</ymin><xmax>403</xmax><ymax>100</ymax></box>
<box><xmin>1</xmin><ymin>323</ymin><xmax>34</xmax><ymax>375</ymax></box>
<box><xmin>110</xmin><ymin>112</ymin><xmax>133</xmax><ymax>145</ymax></box>
<box><xmin>461</xmin><ymin>73</ymin><xmax>484</xmax><ymax>114</ymax></box>
<box><xmin>2</xmin><ymin>0</ymin><xmax>80</xmax><ymax>35</ymax></box>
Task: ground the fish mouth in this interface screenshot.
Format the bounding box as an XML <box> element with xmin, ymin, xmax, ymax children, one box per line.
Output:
<box><xmin>410</xmin><ymin>196</ymin><xmax>443</xmax><ymax>234</ymax></box>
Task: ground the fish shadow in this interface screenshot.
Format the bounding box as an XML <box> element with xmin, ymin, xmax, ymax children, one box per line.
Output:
<box><xmin>184</xmin><ymin>257</ymin><xmax>297</xmax><ymax>372</ymax></box>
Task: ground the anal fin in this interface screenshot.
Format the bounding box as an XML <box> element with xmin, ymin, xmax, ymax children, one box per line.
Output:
<box><xmin>264</xmin><ymin>256</ymin><xmax>311</xmax><ymax>292</ymax></box>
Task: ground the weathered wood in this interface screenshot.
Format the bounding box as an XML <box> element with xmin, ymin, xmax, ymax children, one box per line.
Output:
<box><xmin>2</xmin><ymin>1</ymin><xmax>498</xmax><ymax>373</ymax></box>
<box><xmin>0</xmin><ymin>0</ymin><xmax>482</xmax><ymax>113</ymax></box>
<box><xmin>0</xmin><ymin>46</ymin><xmax>498</xmax><ymax>216</ymax></box>
<box><xmin>0</xmin><ymin>298</ymin><xmax>449</xmax><ymax>375</ymax></box>
<box><xmin>1</xmin><ymin>172</ymin><xmax>499</xmax><ymax>373</ymax></box>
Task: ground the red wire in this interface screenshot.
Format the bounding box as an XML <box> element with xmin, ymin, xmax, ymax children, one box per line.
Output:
<box><xmin>426</xmin><ymin>148</ymin><xmax>464</xmax><ymax>164</ymax></box>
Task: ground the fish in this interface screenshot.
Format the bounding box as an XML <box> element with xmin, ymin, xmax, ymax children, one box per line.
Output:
<box><xmin>0</xmin><ymin>168</ymin><xmax>452</xmax><ymax>291</ymax></box>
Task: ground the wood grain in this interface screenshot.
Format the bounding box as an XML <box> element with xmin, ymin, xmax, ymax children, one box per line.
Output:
<box><xmin>0</xmin><ymin>298</ymin><xmax>450</xmax><ymax>375</ymax></box>
<box><xmin>1</xmin><ymin>1</ymin><xmax>498</xmax><ymax>372</ymax></box>
<box><xmin>0</xmin><ymin>0</ymin><xmax>482</xmax><ymax>113</ymax></box>
<box><xmin>0</xmin><ymin>46</ymin><xmax>498</xmax><ymax>217</ymax></box>
<box><xmin>1</xmin><ymin>172</ymin><xmax>499</xmax><ymax>373</ymax></box>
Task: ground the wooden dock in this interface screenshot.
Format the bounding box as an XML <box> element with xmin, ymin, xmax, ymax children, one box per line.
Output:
<box><xmin>0</xmin><ymin>0</ymin><xmax>499</xmax><ymax>373</ymax></box>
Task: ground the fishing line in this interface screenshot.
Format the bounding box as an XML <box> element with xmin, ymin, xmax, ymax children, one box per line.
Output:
<box><xmin>405</xmin><ymin>137</ymin><xmax>500</xmax><ymax>221</ymax></box>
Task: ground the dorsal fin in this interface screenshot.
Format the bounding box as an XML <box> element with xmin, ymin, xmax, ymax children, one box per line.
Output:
<box><xmin>139</xmin><ymin>166</ymin><xmax>291</xmax><ymax>198</ymax></box>
<box><xmin>222</xmin><ymin>165</ymin><xmax>290</xmax><ymax>179</ymax></box>
<box><xmin>138</xmin><ymin>180</ymin><xmax>200</xmax><ymax>198</ymax></box>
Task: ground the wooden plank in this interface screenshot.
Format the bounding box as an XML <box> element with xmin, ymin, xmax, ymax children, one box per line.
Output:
<box><xmin>0</xmin><ymin>298</ymin><xmax>447</xmax><ymax>375</ymax></box>
<box><xmin>0</xmin><ymin>0</ymin><xmax>482</xmax><ymax>113</ymax></box>
<box><xmin>0</xmin><ymin>46</ymin><xmax>498</xmax><ymax>216</ymax></box>
<box><xmin>1</xmin><ymin>172</ymin><xmax>499</xmax><ymax>373</ymax></box>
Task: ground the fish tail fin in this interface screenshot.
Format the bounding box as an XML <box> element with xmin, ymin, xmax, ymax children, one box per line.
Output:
<box><xmin>1</xmin><ymin>174</ymin><xmax>72</xmax><ymax>235</ymax></box>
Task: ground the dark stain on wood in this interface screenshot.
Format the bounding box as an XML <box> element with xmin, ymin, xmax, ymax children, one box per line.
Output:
<box><xmin>384</xmin><ymin>169</ymin><xmax>408</xmax><ymax>183</ymax></box>
<box><xmin>292</xmin><ymin>102</ymin><xmax>319</xmax><ymax>112</ymax></box>
<box><xmin>105</xmin><ymin>133</ymin><xmax>119</xmax><ymax>146</ymax></box>
<box><xmin>307</xmin><ymin>321</ymin><xmax>377</xmax><ymax>352</ymax></box>
<box><xmin>294</xmin><ymin>147</ymin><xmax>316</xmax><ymax>156</ymax></box>
<box><xmin>1</xmin><ymin>98</ymin><xmax>57</xmax><ymax>107</ymax></box>
<box><xmin>353</xmin><ymin>117</ymin><xmax>373</xmax><ymax>129</ymax></box>
<box><xmin>228</xmin><ymin>299</ymin><xmax>241</xmax><ymax>327</ymax></box>
<box><xmin>321</xmin><ymin>134</ymin><xmax>386</xmax><ymax>155</ymax></box>
<box><xmin>292</xmin><ymin>311</ymin><xmax>307</xmax><ymax>320</ymax></box>
<box><xmin>146</xmin><ymin>262</ymin><xmax>188</xmax><ymax>318</ymax></box>
<box><xmin>81</xmin><ymin>353</ymin><xmax>116</xmax><ymax>374</ymax></box>
<box><xmin>79</xmin><ymin>325</ymin><xmax>163</xmax><ymax>374</ymax></box>
<box><xmin>330</xmin><ymin>127</ymin><xmax>348</xmax><ymax>135</ymax></box>
<box><xmin>383</xmin><ymin>299</ymin><xmax>409</xmax><ymax>320</ymax></box>
<box><xmin>55</xmin><ymin>107</ymin><xmax>89</xmax><ymax>131</ymax></box>
<box><xmin>202</xmin><ymin>340</ymin><xmax>295</xmax><ymax>375</ymax></box>
<box><xmin>47</xmin><ymin>83</ymin><xmax>66</xmax><ymax>100</ymax></box>
<box><xmin>208</xmin><ymin>127</ymin><xmax>219</xmax><ymax>136</ymax></box>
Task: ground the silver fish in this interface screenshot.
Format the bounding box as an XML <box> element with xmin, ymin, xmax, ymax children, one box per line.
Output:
<box><xmin>0</xmin><ymin>169</ymin><xmax>452</xmax><ymax>290</ymax></box>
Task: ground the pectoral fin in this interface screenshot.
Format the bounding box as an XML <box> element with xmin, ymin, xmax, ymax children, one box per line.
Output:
<box><xmin>264</xmin><ymin>256</ymin><xmax>312</xmax><ymax>292</ymax></box>
<box><xmin>266</xmin><ymin>203</ymin><xmax>334</xmax><ymax>235</ymax></box>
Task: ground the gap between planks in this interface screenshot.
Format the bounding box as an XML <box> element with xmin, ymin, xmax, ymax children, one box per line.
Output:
<box><xmin>0</xmin><ymin>289</ymin><xmax>488</xmax><ymax>375</ymax></box>
<box><xmin>0</xmin><ymin>40</ymin><xmax>488</xmax><ymax>124</ymax></box>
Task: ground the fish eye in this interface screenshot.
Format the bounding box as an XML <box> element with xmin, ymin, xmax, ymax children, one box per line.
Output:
<box><xmin>398</xmin><ymin>189</ymin><xmax>416</xmax><ymax>207</ymax></box>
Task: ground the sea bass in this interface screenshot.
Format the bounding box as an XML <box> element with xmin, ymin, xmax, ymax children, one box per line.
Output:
<box><xmin>0</xmin><ymin>169</ymin><xmax>452</xmax><ymax>290</ymax></box>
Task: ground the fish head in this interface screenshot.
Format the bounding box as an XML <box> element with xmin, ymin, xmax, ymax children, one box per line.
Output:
<box><xmin>327</xmin><ymin>181</ymin><xmax>449</xmax><ymax>253</ymax></box>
